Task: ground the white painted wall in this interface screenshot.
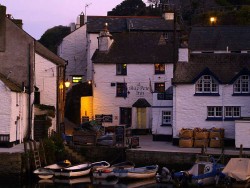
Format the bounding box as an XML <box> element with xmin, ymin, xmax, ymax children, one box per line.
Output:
<box><xmin>0</xmin><ymin>80</ymin><xmax>29</xmax><ymax>142</ymax></box>
<box><xmin>35</xmin><ymin>53</ymin><xmax>58</xmax><ymax>132</ymax></box>
<box><xmin>235</xmin><ymin>120</ymin><xmax>250</xmax><ymax>148</ymax></box>
<box><xmin>93</xmin><ymin>63</ymin><xmax>173</xmax><ymax>129</ymax></box>
<box><xmin>173</xmin><ymin>84</ymin><xmax>250</xmax><ymax>139</ymax></box>
<box><xmin>58</xmin><ymin>26</ymin><xmax>87</xmax><ymax>83</ymax></box>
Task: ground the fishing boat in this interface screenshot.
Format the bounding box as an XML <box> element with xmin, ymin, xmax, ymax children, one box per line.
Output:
<box><xmin>54</xmin><ymin>176</ymin><xmax>91</xmax><ymax>184</ymax></box>
<box><xmin>171</xmin><ymin>156</ymin><xmax>224</xmax><ymax>187</ymax></box>
<box><xmin>218</xmin><ymin>158</ymin><xmax>250</xmax><ymax>187</ymax></box>
<box><xmin>92</xmin><ymin>161</ymin><xmax>135</xmax><ymax>179</ymax></box>
<box><xmin>54</xmin><ymin>162</ymin><xmax>92</xmax><ymax>178</ymax></box>
<box><xmin>91</xmin><ymin>161</ymin><xmax>110</xmax><ymax>171</ymax></box>
<box><xmin>113</xmin><ymin>165</ymin><xmax>159</xmax><ymax>179</ymax></box>
<box><xmin>33</xmin><ymin>160</ymin><xmax>72</xmax><ymax>179</ymax></box>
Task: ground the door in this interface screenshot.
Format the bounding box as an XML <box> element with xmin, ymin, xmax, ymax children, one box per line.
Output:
<box><xmin>120</xmin><ymin>107</ymin><xmax>132</xmax><ymax>127</ymax></box>
<box><xmin>137</xmin><ymin>108</ymin><xmax>147</xmax><ymax>129</ymax></box>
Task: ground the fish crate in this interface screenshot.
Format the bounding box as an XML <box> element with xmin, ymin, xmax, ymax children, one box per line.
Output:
<box><xmin>179</xmin><ymin>128</ymin><xmax>194</xmax><ymax>138</ymax></box>
<box><xmin>193</xmin><ymin>139</ymin><xmax>209</xmax><ymax>148</ymax></box>
<box><xmin>194</xmin><ymin>128</ymin><xmax>209</xmax><ymax>139</ymax></box>
<box><xmin>209</xmin><ymin>128</ymin><xmax>225</xmax><ymax>139</ymax></box>
<box><xmin>209</xmin><ymin>138</ymin><xmax>223</xmax><ymax>148</ymax></box>
<box><xmin>179</xmin><ymin>138</ymin><xmax>193</xmax><ymax>148</ymax></box>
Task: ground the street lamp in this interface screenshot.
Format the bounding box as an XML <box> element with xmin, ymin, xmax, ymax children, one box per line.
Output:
<box><xmin>65</xmin><ymin>79</ymin><xmax>71</xmax><ymax>88</ymax></box>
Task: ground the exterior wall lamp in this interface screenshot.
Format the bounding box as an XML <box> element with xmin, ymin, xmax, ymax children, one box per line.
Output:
<box><xmin>65</xmin><ymin>79</ymin><xmax>71</xmax><ymax>88</ymax></box>
<box><xmin>210</xmin><ymin>17</ymin><xmax>217</xmax><ymax>25</ymax></box>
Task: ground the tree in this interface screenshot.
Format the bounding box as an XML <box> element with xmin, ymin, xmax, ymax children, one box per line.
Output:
<box><xmin>38</xmin><ymin>25</ymin><xmax>70</xmax><ymax>54</ymax></box>
<box><xmin>147</xmin><ymin>0</ymin><xmax>161</xmax><ymax>7</ymax></box>
<box><xmin>108</xmin><ymin>0</ymin><xmax>147</xmax><ymax>16</ymax></box>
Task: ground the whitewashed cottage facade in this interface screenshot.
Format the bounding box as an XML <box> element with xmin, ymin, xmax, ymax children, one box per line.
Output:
<box><xmin>173</xmin><ymin>26</ymin><xmax>250</xmax><ymax>145</ymax></box>
<box><xmin>0</xmin><ymin>5</ymin><xmax>65</xmax><ymax>146</ymax></box>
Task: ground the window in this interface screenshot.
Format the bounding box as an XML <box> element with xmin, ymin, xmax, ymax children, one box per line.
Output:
<box><xmin>195</xmin><ymin>75</ymin><xmax>218</xmax><ymax>94</ymax></box>
<box><xmin>207</xmin><ymin>106</ymin><xmax>222</xmax><ymax>118</ymax></box>
<box><xmin>116</xmin><ymin>64</ymin><xmax>127</xmax><ymax>75</ymax></box>
<box><xmin>154</xmin><ymin>82</ymin><xmax>165</xmax><ymax>93</ymax></box>
<box><xmin>116</xmin><ymin>83</ymin><xmax>127</xmax><ymax>97</ymax></box>
<box><xmin>234</xmin><ymin>75</ymin><xmax>249</xmax><ymax>94</ymax></box>
<box><xmin>162</xmin><ymin>111</ymin><xmax>172</xmax><ymax>125</ymax></box>
<box><xmin>72</xmin><ymin>76</ymin><xmax>82</xmax><ymax>83</ymax></box>
<box><xmin>225</xmin><ymin>106</ymin><xmax>240</xmax><ymax>118</ymax></box>
<box><xmin>154</xmin><ymin>64</ymin><xmax>165</xmax><ymax>74</ymax></box>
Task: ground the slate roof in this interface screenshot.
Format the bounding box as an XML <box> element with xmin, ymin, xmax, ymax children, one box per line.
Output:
<box><xmin>189</xmin><ymin>26</ymin><xmax>250</xmax><ymax>51</ymax></box>
<box><xmin>35</xmin><ymin>41</ymin><xmax>66</xmax><ymax>66</ymax></box>
<box><xmin>87</xmin><ymin>16</ymin><xmax>177</xmax><ymax>33</ymax></box>
<box><xmin>0</xmin><ymin>73</ymin><xmax>22</xmax><ymax>92</ymax></box>
<box><xmin>173</xmin><ymin>53</ymin><xmax>250</xmax><ymax>84</ymax></box>
<box><xmin>92</xmin><ymin>32</ymin><xmax>175</xmax><ymax>64</ymax></box>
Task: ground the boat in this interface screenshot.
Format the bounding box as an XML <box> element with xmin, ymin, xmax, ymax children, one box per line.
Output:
<box><xmin>33</xmin><ymin>160</ymin><xmax>72</xmax><ymax>179</ymax></box>
<box><xmin>91</xmin><ymin>160</ymin><xmax>110</xmax><ymax>171</ymax></box>
<box><xmin>218</xmin><ymin>158</ymin><xmax>250</xmax><ymax>187</ymax></box>
<box><xmin>54</xmin><ymin>162</ymin><xmax>92</xmax><ymax>177</ymax></box>
<box><xmin>92</xmin><ymin>161</ymin><xmax>135</xmax><ymax>179</ymax></box>
<box><xmin>170</xmin><ymin>155</ymin><xmax>224</xmax><ymax>187</ymax></box>
<box><xmin>113</xmin><ymin>165</ymin><xmax>159</xmax><ymax>179</ymax></box>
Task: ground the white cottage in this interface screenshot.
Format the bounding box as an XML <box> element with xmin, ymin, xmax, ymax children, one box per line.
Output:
<box><xmin>91</xmin><ymin>26</ymin><xmax>176</xmax><ymax>135</ymax></box>
<box><xmin>173</xmin><ymin>26</ymin><xmax>250</xmax><ymax>146</ymax></box>
<box><xmin>0</xmin><ymin>74</ymin><xmax>28</xmax><ymax>146</ymax></box>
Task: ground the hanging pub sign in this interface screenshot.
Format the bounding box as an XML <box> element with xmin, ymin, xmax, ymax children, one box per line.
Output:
<box><xmin>115</xmin><ymin>126</ymin><xmax>125</xmax><ymax>147</ymax></box>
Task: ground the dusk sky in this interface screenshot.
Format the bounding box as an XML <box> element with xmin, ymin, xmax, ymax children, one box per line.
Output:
<box><xmin>0</xmin><ymin>0</ymin><xmax>147</xmax><ymax>40</ymax></box>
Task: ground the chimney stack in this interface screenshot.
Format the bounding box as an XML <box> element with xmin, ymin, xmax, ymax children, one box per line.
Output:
<box><xmin>0</xmin><ymin>5</ymin><xmax>6</xmax><ymax>52</ymax></box>
<box><xmin>98</xmin><ymin>23</ymin><xmax>113</xmax><ymax>52</ymax></box>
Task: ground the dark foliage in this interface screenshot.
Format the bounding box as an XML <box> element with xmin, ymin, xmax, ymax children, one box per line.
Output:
<box><xmin>38</xmin><ymin>25</ymin><xmax>70</xmax><ymax>54</ymax></box>
<box><xmin>108</xmin><ymin>0</ymin><xmax>147</xmax><ymax>16</ymax></box>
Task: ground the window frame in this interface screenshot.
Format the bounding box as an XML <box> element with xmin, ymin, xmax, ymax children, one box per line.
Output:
<box><xmin>154</xmin><ymin>64</ymin><xmax>165</xmax><ymax>74</ymax></box>
<box><xmin>162</xmin><ymin>111</ymin><xmax>172</xmax><ymax>126</ymax></box>
<box><xmin>233</xmin><ymin>75</ymin><xmax>250</xmax><ymax>94</ymax></box>
<box><xmin>224</xmin><ymin>106</ymin><xmax>241</xmax><ymax>120</ymax></box>
<box><xmin>116</xmin><ymin>64</ymin><xmax>127</xmax><ymax>75</ymax></box>
<box><xmin>195</xmin><ymin>75</ymin><xmax>219</xmax><ymax>95</ymax></box>
<box><xmin>207</xmin><ymin>106</ymin><xmax>223</xmax><ymax>120</ymax></box>
<box><xmin>116</xmin><ymin>82</ymin><xmax>127</xmax><ymax>98</ymax></box>
<box><xmin>154</xmin><ymin>82</ymin><xmax>165</xmax><ymax>93</ymax></box>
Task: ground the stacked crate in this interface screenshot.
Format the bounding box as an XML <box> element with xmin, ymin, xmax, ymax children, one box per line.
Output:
<box><xmin>209</xmin><ymin>128</ymin><xmax>224</xmax><ymax>148</ymax></box>
<box><xmin>179</xmin><ymin>128</ymin><xmax>194</xmax><ymax>148</ymax></box>
<box><xmin>193</xmin><ymin>128</ymin><xmax>209</xmax><ymax>148</ymax></box>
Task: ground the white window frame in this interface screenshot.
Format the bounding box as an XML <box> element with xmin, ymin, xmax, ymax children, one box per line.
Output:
<box><xmin>196</xmin><ymin>75</ymin><xmax>218</xmax><ymax>93</ymax></box>
<box><xmin>234</xmin><ymin>75</ymin><xmax>250</xmax><ymax>93</ymax></box>
<box><xmin>207</xmin><ymin>106</ymin><xmax>222</xmax><ymax>118</ymax></box>
<box><xmin>162</xmin><ymin>111</ymin><xmax>172</xmax><ymax>125</ymax></box>
<box><xmin>224</xmin><ymin>106</ymin><xmax>241</xmax><ymax>118</ymax></box>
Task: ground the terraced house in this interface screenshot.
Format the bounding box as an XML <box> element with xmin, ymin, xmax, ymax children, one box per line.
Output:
<box><xmin>0</xmin><ymin>5</ymin><xmax>66</xmax><ymax>146</ymax></box>
<box><xmin>173</xmin><ymin>26</ymin><xmax>250</xmax><ymax>147</ymax></box>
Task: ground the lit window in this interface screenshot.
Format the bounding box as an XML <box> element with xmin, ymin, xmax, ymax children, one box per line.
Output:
<box><xmin>196</xmin><ymin>75</ymin><xmax>218</xmax><ymax>93</ymax></box>
<box><xmin>154</xmin><ymin>64</ymin><xmax>165</xmax><ymax>74</ymax></box>
<box><xmin>234</xmin><ymin>75</ymin><xmax>249</xmax><ymax>94</ymax></box>
<box><xmin>154</xmin><ymin>82</ymin><xmax>165</xmax><ymax>93</ymax></box>
<box><xmin>162</xmin><ymin>111</ymin><xmax>172</xmax><ymax>125</ymax></box>
<box><xmin>72</xmin><ymin>76</ymin><xmax>82</xmax><ymax>83</ymax></box>
<box><xmin>116</xmin><ymin>64</ymin><xmax>127</xmax><ymax>75</ymax></box>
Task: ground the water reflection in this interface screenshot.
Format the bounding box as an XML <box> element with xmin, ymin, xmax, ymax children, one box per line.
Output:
<box><xmin>30</xmin><ymin>177</ymin><xmax>174</xmax><ymax>188</ymax></box>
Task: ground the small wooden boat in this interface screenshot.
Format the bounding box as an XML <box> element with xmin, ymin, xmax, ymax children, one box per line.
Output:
<box><xmin>54</xmin><ymin>163</ymin><xmax>92</xmax><ymax>177</ymax></box>
<box><xmin>91</xmin><ymin>161</ymin><xmax>110</xmax><ymax>171</ymax></box>
<box><xmin>33</xmin><ymin>160</ymin><xmax>72</xmax><ymax>179</ymax></box>
<box><xmin>92</xmin><ymin>161</ymin><xmax>135</xmax><ymax>179</ymax></box>
<box><xmin>113</xmin><ymin>165</ymin><xmax>159</xmax><ymax>179</ymax></box>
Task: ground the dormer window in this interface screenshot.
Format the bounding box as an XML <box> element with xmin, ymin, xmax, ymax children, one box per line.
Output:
<box><xmin>195</xmin><ymin>75</ymin><xmax>218</xmax><ymax>95</ymax></box>
<box><xmin>234</xmin><ymin>75</ymin><xmax>250</xmax><ymax>94</ymax></box>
